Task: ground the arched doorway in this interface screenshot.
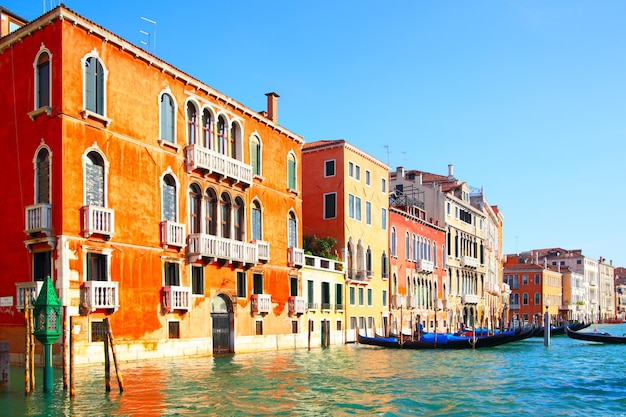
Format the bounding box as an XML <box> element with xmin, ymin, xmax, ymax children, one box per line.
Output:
<box><xmin>211</xmin><ymin>294</ymin><xmax>234</xmax><ymax>354</ymax></box>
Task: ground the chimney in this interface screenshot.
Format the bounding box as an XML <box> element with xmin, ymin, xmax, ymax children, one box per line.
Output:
<box><xmin>448</xmin><ymin>164</ymin><xmax>454</xmax><ymax>180</ymax></box>
<box><xmin>265</xmin><ymin>92</ymin><xmax>279</xmax><ymax>123</ymax></box>
<box><xmin>397</xmin><ymin>166</ymin><xmax>405</xmax><ymax>179</ymax></box>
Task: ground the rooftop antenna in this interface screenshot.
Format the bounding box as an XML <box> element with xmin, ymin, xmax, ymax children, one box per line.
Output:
<box><xmin>139</xmin><ymin>30</ymin><xmax>150</xmax><ymax>52</ymax></box>
<box><xmin>140</xmin><ymin>16</ymin><xmax>157</xmax><ymax>54</ymax></box>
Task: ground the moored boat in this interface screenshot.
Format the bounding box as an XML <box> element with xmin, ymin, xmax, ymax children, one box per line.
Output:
<box><xmin>356</xmin><ymin>326</ymin><xmax>532</xmax><ymax>350</ymax></box>
<box><xmin>565</xmin><ymin>326</ymin><xmax>626</xmax><ymax>344</ymax></box>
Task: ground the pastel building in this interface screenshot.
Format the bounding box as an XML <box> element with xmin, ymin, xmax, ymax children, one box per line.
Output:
<box><xmin>0</xmin><ymin>5</ymin><xmax>305</xmax><ymax>364</ymax></box>
<box><xmin>302</xmin><ymin>140</ymin><xmax>390</xmax><ymax>341</ymax></box>
<box><xmin>387</xmin><ymin>167</ymin><xmax>447</xmax><ymax>335</ymax></box>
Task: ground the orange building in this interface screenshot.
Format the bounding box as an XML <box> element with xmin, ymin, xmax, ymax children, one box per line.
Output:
<box><xmin>503</xmin><ymin>253</ymin><xmax>562</xmax><ymax>325</ymax></box>
<box><xmin>0</xmin><ymin>5</ymin><xmax>304</xmax><ymax>364</ymax></box>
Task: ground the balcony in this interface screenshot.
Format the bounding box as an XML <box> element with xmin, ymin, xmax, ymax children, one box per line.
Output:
<box><xmin>25</xmin><ymin>203</ymin><xmax>52</xmax><ymax>235</ymax></box>
<box><xmin>254</xmin><ymin>240</ymin><xmax>270</xmax><ymax>263</ymax></box>
<box><xmin>461</xmin><ymin>293</ymin><xmax>480</xmax><ymax>304</ymax></box>
<box><xmin>288</xmin><ymin>296</ymin><xmax>306</xmax><ymax>315</ymax></box>
<box><xmin>462</xmin><ymin>256</ymin><xmax>478</xmax><ymax>269</ymax></box>
<box><xmin>82</xmin><ymin>280</ymin><xmax>119</xmax><ymax>312</ymax></box>
<box><xmin>509</xmin><ymin>303</ymin><xmax>520</xmax><ymax>310</ymax></box>
<box><xmin>15</xmin><ymin>281</ymin><xmax>44</xmax><ymax>311</ymax></box>
<box><xmin>347</xmin><ymin>269</ymin><xmax>369</xmax><ymax>284</ymax></box>
<box><xmin>162</xmin><ymin>285</ymin><xmax>191</xmax><ymax>313</ymax></box>
<box><xmin>160</xmin><ymin>221</ymin><xmax>185</xmax><ymax>249</ymax></box>
<box><xmin>82</xmin><ymin>205</ymin><xmax>114</xmax><ymax>239</ymax></box>
<box><xmin>185</xmin><ymin>144</ymin><xmax>252</xmax><ymax>187</ymax></box>
<box><xmin>288</xmin><ymin>247</ymin><xmax>304</xmax><ymax>268</ymax></box>
<box><xmin>251</xmin><ymin>294</ymin><xmax>271</xmax><ymax>314</ymax></box>
<box><xmin>335</xmin><ymin>304</ymin><xmax>344</xmax><ymax>312</ymax></box>
<box><xmin>391</xmin><ymin>294</ymin><xmax>405</xmax><ymax>309</ymax></box>
<box><xmin>415</xmin><ymin>259</ymin><xmax>434</xmax><ymax>274</ymax></box>
<box><xmin>187</xmin><ymin>234</ymin><xmax>257</xmax><ymax>265</ymax></box>
<box><xmin>406</xmin><ymin>295</ymin><xmax>416</xmax><ymax>309</ymax></box>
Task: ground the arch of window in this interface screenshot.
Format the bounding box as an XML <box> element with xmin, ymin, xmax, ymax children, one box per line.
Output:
<box><xmin>159</xmin><ymin>89</ymin><xmax>176</xmax><ymax>144</ymax></box>
<box><xmin>250</xmin><ymin>134</ymin><xmax>262</xmax><ymax>176</ymax></box>
<box><xmin>365</xmin><ymin>246</ymin><xmax>372</xmax><ymax>275</ymax></box>
<box><xmin>405</xmin><ymin>231</ymin><xmax>410</xmax><ymax>260</ymax></box>
<box><xmin>188</xmin><ymin>183</ymin><xmax>202</xmax><ymax>234</ymax></box>
<box><xmin>35</xmin><ymin>146</ymin><xmax>51</xmax><ymax>204</ymax></box>
<box><xmin>205</xmin><ymin>187</ymin><xmax>218</xmax><ymax>236</ymax></box>
<box><xmin>230</xmin><ymin>120</ymin><xmax>242</xmax><ymax>160</ymax></box>
<box><xmin>34</xmin><ymin>49</ymin><xmax>51</xmax><ymax>109</ymax></box>
<box><xmin>201</xmin><ymin>107</ymin><xmax>214</xmax><ymax>149</ymax></box>
<box><xmin>220</xmin><ymin>192</ymin><xmax>232</xmax><ymax>238</ymax></box>
<box><xmin>161</xmin><ymin>173</ymin><xmax>178</xmax><ymax>222</ymax></box>
<box><xmin>287</xmin><ymin>210</ymin><xmax>297</xmax><ymax>248</ymax></box>
<box><xmin>83</xmin><ymin>149</ymin><xmax>108</xmax><ymax>207</ymax></box>
<box><xmin>217</xmin><ymin>115</ymin><xmax>228</xmax><ymax>154</ymax></box>
<box><xmin>287</xmin><ymin>152</ymin><xmax>297</xmax><ymax>191</ymax></box>
<box><xmin>186</xmin><ymin>100</ymin><xmax>199</xmax><ymax>145</ymax></box>
<box><xmin>251</xmin><ymin>199</ymin><xmax>263</xmax><ymax>241</ymax></box>
<box><xmin>390</xmin><ymin>227</ymin><xmax>397</xmax><ymax>257</ymax></box>
<box><xmin>82</xmin><ymin>52</ymin><xmax>107</xmax><ymax>116</ymax></box>
<box><xmin>234</xmin><ymin>196</ymin><xmax>245</xmax><ymax>242</ymax></box>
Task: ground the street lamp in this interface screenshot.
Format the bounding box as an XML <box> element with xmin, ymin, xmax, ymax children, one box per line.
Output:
<box><xmin>33</xmin><ymin>277</ymin><xmax>62</xmax><ymax>392</ymax></box>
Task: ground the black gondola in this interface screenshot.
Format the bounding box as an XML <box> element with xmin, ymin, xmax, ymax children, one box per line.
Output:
<box><xmin>565</xmin><ymin>326</ymin><xmax>626</xmax><ymax>344</ymax></box>
<box><xmin>356</xmin><ymin>326</ymin><xmax>533</xmax><ymax>350</ymax></box>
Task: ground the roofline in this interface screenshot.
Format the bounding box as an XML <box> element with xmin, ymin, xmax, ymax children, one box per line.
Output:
<box><xmin>0</xmin><ymin>5</ymin><xmax>304</xmax><ymax>145</ymax></box>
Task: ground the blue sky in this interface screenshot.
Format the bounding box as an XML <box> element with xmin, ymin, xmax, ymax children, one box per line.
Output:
<box><xmin>7</xmin><ymin>1</ymin><xmax>626</xmax><ymax>267</ymax></box>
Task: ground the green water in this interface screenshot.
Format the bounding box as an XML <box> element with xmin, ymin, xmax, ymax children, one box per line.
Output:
<box><xmin>2</xmin><ymin>324</ymin><xmax>626</xmax><ymax>416</ymax></box>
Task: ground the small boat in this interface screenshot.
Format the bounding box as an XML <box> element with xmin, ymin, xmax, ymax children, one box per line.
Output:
<box><xmin>356</xmin><ymin>326</ymin><xmax>533</xmax><ymax>350</ymax></box>
<box><xmin>565</xmin><ymin>326</ymin><xmax>626</xmax><ymax>344</ymax></box>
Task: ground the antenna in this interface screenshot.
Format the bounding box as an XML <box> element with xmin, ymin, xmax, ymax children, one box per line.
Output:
<box><xmin>139</xmin><ymin>30</ymin><xmax>150</xmax><ymax>52</ymax></box>
<box><xmin>140</xmin><ymin>16</ymin><xmax>157</xmax><ymax>54</ymax></box>
<box><xmin>384</xmin><ymin>145</ymin><xmax>390</xmax><ymax>166</ymax></box>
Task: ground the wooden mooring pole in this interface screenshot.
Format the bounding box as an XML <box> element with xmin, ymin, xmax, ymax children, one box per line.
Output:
<box><xmin>24</xmin><ymin>305</ymin><xmax>30</xmax><ymax>395</ymax></box>
<box><xmin>69</xmin><ymin>316</ymin><xmax>75</xmax><ymax>398</ymax></box>
<box><xmin>104</xmin><ymin>327</ymin><xmax>111</xmax><ymax>392</ymax></box>
<box><xmin>104</xmin><ymin>318</ymin><xmax>124</xmax><ymax>392</ymax></box>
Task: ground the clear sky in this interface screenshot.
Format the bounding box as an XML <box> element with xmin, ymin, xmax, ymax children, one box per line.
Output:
<box><xmin>6</xmin><ymin>1</ymin><xmax>626</xmax><ymax>267</ymax></box>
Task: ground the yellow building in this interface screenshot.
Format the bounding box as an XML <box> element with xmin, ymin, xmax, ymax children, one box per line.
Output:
<box><xmin>302</xmin><ymin>140</ymin><xmax>390</xmax><ymax>341</ymax></box>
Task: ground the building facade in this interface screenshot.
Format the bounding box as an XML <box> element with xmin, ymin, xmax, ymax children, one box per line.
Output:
<box><xmin>301</xmin><ymin>140</ymin><xmax>390</xmax><ymax>341</ymax></box>
<box><xmin>0</xmin><ymin>5</ymin><xmax>305</xmax><ymax>364</ymax></box>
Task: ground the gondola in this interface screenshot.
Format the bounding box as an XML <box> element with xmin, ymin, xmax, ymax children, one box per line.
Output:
<box><xmin>356</xmin><ymin>326</ymin><xmax>533</xmax><ymax>350</ymax></box>
<box><xmin>565</xmin><ymin>326</ymin><xmax>626</xmax><ymax>344</ymax></box>
<box><xmin>532</xmin><ymin>322</ymin><xmax>590</xmax><ymax>337</ymax></box>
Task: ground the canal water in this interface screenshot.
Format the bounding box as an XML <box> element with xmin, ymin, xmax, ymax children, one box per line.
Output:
<box><xmin>1</xmin><ymin>323</ymin><xmax>626</xmax><ymax>416</ymax></box>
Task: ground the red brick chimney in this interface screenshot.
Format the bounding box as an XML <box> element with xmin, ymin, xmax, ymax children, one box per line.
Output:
<box><xmin>266</xmin><ymin>92</ymin><xmax>279</xmax><ymax>123</ymax></box>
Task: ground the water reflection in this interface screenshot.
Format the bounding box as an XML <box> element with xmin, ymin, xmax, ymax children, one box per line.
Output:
<box><xmin>1</xmin><ymin>325</ymin><xmax>626</xmax><ymax>416</ymax></box>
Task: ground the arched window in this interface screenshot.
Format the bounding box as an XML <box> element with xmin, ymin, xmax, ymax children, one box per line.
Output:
<box><xmin>35</xmin><ymin>148</ymin><xmax>50</xmax><ymax>204</ymax></box>
<box><xmin>391</xmin><ymin>227</ymin><xmax>397</xmax><ymax>257</ymax></box>
<box><xmin>251</xmin><ymin>200</ymin><xmax>262</xmax><ymax>241</ymax></box>
<box><xmin>162</xmin><ymin>174</ymin><xmax>177</xmax><ymax>221</ymax></box>
<box><xmin>287</xmin><ymin>211</ymin><xmax>297</xmax><ymax>248</ymax></box>
<box><xmin>187</xmin><ymin>101</ymin><xmax>198</xmax><ymax>145</ymax></box>
<box><xmin>189</xmin><ymin>184</ymin><xmax>202</xmax><ymax>234</ymax></box>
<box><xmin>217</xmin><ymin>116</ymin><xmax>227</xmax><ymax>154</ymax></box>
<box><xmin>84</xmin><ymin>56</ymin><xmax>105</xmax><ymax>115</ymax></box>
<box><xmin>250</xmin><ymin>135</ymin><xmax>262</xmax><ymax>176</ymax></box>
<box><xmin>366</xmin><ymin>247</ymin><xmax>372</xmax><ymax>275</ymax></box>
<box><xmin>205</xmin><ymin>188</ymin><xmax>217</xmax><ymax>236</ymax></box>
<box><xmin>287</xmin><ymin>153</ymin><xmax>297</xmax><ymax>190</ymax></box>
<box><xmin>202</xmin><ymin>109</ymin><xmax>213</xmax><ymax>149</ymax></box>
<box><xmin>405</xmin><ymin>232</ymin><xmax>410</xmax><ymax>260</ymax></box>
<box><xmin>160</xmin><ymin>93</ymin><xmax>175</xmax><ymax>143</ymax></box>
<box><xmin>234</xmin><ymin>197</ymin><xmax>244</xmax><ymax>241</ymax></box>
<box><xmin>220</xmin><ymin>192</ymin><xmax>232</xmax><ymax>238</ymax></box>
<box><xmin>36</xmin><ymin>52</ymin><xmax>50</xmax><ymax>108</ymax></box>
<box><xmin>230</xmin><ymin>121</ymin><xmax>239</xmax><ymax>159</ymax></box>
<box><xmin>85</xmin><ymin>151</ymin><xmax>105</xmax><ymax>207</ymax></box>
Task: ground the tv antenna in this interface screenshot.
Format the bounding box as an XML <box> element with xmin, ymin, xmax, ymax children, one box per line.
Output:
<box><xmin>140</xmin><ymin>16</ymin><xmax>157</xmax><ymax>54</ymax></box>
